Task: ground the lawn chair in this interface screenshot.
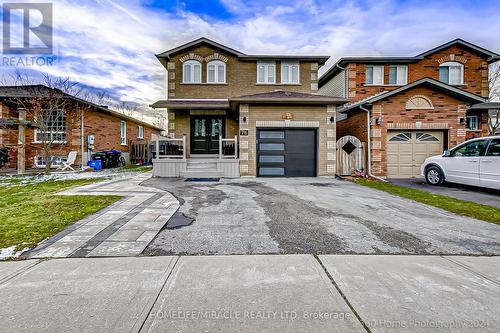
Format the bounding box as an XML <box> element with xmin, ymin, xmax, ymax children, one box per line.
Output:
<box><xmin>57</xmin><ymin>151</ymin><xmax>77</xmax><ymax>171</ymax></box>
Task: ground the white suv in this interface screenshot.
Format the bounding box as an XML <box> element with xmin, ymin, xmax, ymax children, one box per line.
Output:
<box><xmin>421</xmin><ymin>136</ymin><xmax>500</xmax><ymax>190</ymax></box>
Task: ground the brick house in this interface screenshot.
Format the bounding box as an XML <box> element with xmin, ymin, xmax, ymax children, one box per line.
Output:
<box><xmin>0</xmin><ymin>85</ymin><xmax>162</xmax><ymax>171</ymax></box>
<box><xmin>151</xmin><ymin>37</ymin><xmax>346</xmax><ymax>178</ymax></box>
<box><xmin>319</xmin><ymin>39</ymin><xmax>499</xmax><ymax>178</ymax></box>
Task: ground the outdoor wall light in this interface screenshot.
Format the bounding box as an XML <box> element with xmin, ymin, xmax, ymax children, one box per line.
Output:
<box><xmin>375</xmin><ymin>117</ymin><xmax>382</xmax><ymax>125</ymax></box>
<box><xmin>459</xmin><ymin>117</ymin><xmax>465</xmax><ymax>125</ymax></box>
<box><xmin>242</xmin><ymin>116</ymin><xmax>247</xmax><ymax>123</ymax></box>
<box><xmin>329</xmin><ymin>116</ymin><xmax>335</xmax><ymax>124</ymax></box>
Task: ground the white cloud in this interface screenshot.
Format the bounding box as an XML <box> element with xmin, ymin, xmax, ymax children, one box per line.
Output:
<box><xmin>2</xmin><ymin>0</ymin><xmax>500</xmax><ymax>112</ymax></box>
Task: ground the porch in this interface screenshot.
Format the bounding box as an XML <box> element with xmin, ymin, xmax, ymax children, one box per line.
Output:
<box><xmin>151</xmin><ymin>134</ymin><xmax>240</xmax><ymax>178</ymax></box>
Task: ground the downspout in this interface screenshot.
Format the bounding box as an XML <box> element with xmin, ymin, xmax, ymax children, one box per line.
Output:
<box><xmin>359</xmin><ymin>104</ymin><xmax>386</xmax><ymax>182</ymax></box>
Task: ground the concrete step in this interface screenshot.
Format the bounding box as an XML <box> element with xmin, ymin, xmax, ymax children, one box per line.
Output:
<box><xmin>186</xmin><ymin>162</ymin><xmax>218</xmax><ymax>170</ymax></box>
<box><xmin>180</xmin><ymin>170</ymin><xmax>223</xmax><ymax>178</ymax></box>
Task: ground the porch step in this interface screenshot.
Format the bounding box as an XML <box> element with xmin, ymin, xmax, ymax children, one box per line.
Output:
<box><xmin>180</xmin><ymin>170</ymin><xmax>223</xmax><ymax>178</ymax></box>
<box><xmin>186</xmin><ymin>161</ymin><xmax>218</xmax><ymax>170</ymax></box>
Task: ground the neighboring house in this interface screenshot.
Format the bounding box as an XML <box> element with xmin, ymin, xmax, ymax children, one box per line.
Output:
<box><xmin>151</xmin><ymin>37</ymin><xmax>346</xmax><ymax>178</ymax></box>
<box><xmin>0</xmin><ymin>85</ymin><xmax>162</xmax><ymax>171</ymax></box>
<box><xmin>319</xmin><ymin>39</ymin><xmax>500</xmax><ymax>178</ymax></box>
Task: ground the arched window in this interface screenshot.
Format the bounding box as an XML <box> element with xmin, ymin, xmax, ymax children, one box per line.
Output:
<box><xmin>439</xmin><ymin>61</ymin><xmax>464</xmax><ymax>85</ymax></box>
<box><xmin>207</xmin><ymin>60</ymin><xmax>226</xmax><ymax>83</ymax></box>
<box><xmin>183</xmin><ymin>60</ymin><xmax>201</xmax><ymax>83</ymax></box>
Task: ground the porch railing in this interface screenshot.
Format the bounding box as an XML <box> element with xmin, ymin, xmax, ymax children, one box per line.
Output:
<box><xmin>219</xmin><ymin>135</ymin><xmax>238</xmax><ymax>159</ymax></box>
<box><xmin>152</xmin><ymin>134</ymin><xmax>186</xmax><ymax>160</ymax></box>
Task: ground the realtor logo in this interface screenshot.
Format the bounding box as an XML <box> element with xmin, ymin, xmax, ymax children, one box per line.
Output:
<box><xmin>2</xmin><ymin>3</ymin><xmax>53</xmax><ymax>54</ymax></box>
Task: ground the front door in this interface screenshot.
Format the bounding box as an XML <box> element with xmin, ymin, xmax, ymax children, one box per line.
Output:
<box><xmin>190</xmin><ymin>116</ymin><xmax>225</xmax><ymax>154</ymax></box>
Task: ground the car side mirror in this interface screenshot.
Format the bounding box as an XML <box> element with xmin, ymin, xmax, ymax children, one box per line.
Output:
<box><xmin>444</xmin><ymin>150</ymin><xmax>451</xmax><ymax>157</ymax></box>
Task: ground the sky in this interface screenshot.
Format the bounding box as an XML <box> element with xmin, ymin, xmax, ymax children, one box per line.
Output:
<box><xmin>1</xmin><ymin>0</ymin><xmax>500</xmax><ymax>118</ymax></box>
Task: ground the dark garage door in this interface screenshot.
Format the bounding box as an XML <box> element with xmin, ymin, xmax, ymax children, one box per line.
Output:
<box><xmin>257</xmin><ymin>129</ymin><xmax>317</xmax><ymax>177</ymax></box>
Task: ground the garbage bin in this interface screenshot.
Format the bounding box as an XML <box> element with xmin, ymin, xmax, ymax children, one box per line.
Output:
<box><xmin>87</xmin><ymin>160</ymin><xmax>102</xmax><ymax>171</ymax></box>
<box><xmin>92</xmin><ymin>152</ymin><xmax>108</xmax><ymax>168</ymax></box>
<box><xmin>103</xmin><ymin>150</ymin><xmax>122</xmax><ymax>168</ymax></box>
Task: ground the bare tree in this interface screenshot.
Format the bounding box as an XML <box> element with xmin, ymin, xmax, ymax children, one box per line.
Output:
<box><xmin>2</xmin><ymin>73</ymin><xmax>83</xmax><ymax>174</ymax></box>
<box><xmin>488</xmin><ymin>63</ymin><xmax>500</xmax><ymax>135</ymax></box>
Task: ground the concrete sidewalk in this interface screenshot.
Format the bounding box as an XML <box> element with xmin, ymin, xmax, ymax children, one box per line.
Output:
<box><xmin>27</xmin><ymin>174</ymin><xmax>179</xmax><ymax>258</ymax></box>
<box><xmin>1</xmin><ymin>255</ymin><xmax>499</xmax><ymax>332</ymax></box>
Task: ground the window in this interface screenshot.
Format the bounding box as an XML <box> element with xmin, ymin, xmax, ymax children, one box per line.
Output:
<box><xmin>34</xmin><ymin>110</ymin><xmax>67</xmax><ymax>143</ymax></box>
<box><xmin>138</xmin><ymin>125</ymin><xmax>144</xmax><ymax>139</ymax></box>
<box><xmin>259</xmin><ymin>167</ymin><xmax>285</xmax><ymax>176</ymax></box>
<box><xmin>416</xmin><ymin>132</ymin><xmax>439</xmax><ymax>142</ymax></box>
<box><xmin>183</xmin><ymin>60</ymin><xmax>202</xmax><ymax>83</ymax></box>
<box><xmin>259</xmin><ymin>131</ymin><xmax>284</xmax><ymax>139</ymax></box>
<box><xmin>259</xmin><ymin>143</ymin><xmax>284</xmax><ymax>151</ymax></box>
<box><xmin>389</xmin><ymin>65</ymin><xmax>407</xmax><ymax>85</ymax></box>
<box><xmin>257</xmin><ymin>61</ymin><xmax>276</xmax><ymax>84</ymax></box>
<box><xmin>466</xmin><ymin>115</ymin><xmax>478</xmax><ymax>131</ymax></box>
<box><xmin>365</xmin><ymin>65</ymin><xmax>384</xmax><ymax>85</ymax></box>
<box><xmin>259</xmin><ymin>155</ymin><xmax>285</xmax><ymax>163</ymax></box>
<box><xmin>485</xmin><ymin>139</ymin><xmax>500</xmax><ymax>156</ymax></box>
<box><xmin>281</xmin><ymin>62</ymin><xmax>300</xmax><ymax>84</ymax></box>
<box><xmin>439</xmin><ymin>61</ymin><xmax>463</xmax><ymax>85</ymax></box>
<box><xmin>452</xmin><ymin>140</ymin><xmax>485</xmax><ymax>157</ymax></box>
<box><xmin>389</xmin><ymin>132</ymin><xmax>412</xmax><ymax>142</ymax></box>
<box><xmin>120</xmin><ymin>121</ymin><xmax>127</xmax><ymax>145</ymax></box>
<box><xmin>207</xmin><ymin>60</ymin><xmax>226</xmax><ymax>83</ymax></box>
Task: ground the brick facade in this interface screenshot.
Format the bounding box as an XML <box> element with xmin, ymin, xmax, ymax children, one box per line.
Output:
<box><xmin>361</xmin><ymin>86</ymin><xmax>487</xmax><ymax>177</ymax></box>
<box><xmin>166</xmin><ymin>45</ymin><xmax>319</xmax><ymax>99</ymax></box>
<box><xmin>347</xmin><ymin>45</ymin><xmax>490</xmax><ymax>103</ymax></box>
<box><xmin>0</xmin><ymin>100</ymin><xmax>160</xmax><ymax>170</ymax></box>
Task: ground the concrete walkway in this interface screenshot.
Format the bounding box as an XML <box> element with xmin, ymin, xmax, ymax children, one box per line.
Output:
<box><xmin>27</xmin><ymin>174</ymin><xmax>179</xmax><ymax>258</ymax></box>
<box><xmin>0</xmin><ymin>255</ymin><xmax>499</xmax><ymax>332</ymax></box>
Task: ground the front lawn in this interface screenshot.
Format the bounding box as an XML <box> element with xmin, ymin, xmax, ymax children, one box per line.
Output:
<box><xmin>352</xmin><ymin>179</ymin><xmax>500</xmax><ymax>225</ymax></box>
<box><xmin>0</xmin><ymin>178</ymin><xmax>122</xmax><ymax>251</ymax></box>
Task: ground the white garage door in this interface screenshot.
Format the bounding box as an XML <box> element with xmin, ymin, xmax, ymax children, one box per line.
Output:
<box><xmin>387</xmin><ymin>131</ymin><xmax>444</xmax><ymax>178</ymax></box>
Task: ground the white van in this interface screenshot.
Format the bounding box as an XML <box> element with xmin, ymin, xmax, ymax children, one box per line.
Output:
<box><xmin>421</xmin><ymin>136</ymin><xmax>500</xmax><ymax>190</ymax></box>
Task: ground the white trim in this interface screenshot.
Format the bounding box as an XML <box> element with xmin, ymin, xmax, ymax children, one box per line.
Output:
<box><xmin>439</xmin><ymin>61</ymin><xmax>464</xmax><ymax>85</ymax></box>
<box><xmin>257</xmin><ymin>61</ymin><xmax>276</xmax><ymax>84</ymax></box>
<box><xmin>182</xmin><ymin>60</ymin><xmax>202</xmax><ymax>83</ymax></box>
<box><xmin>281</xmin><ymin>61</ymin><xmax>300</xmax><ymax>84</ymax></box>
<box><xmin>120</xmin><ymin>120</ymin><xmax>127</xmax><ymax>145</ymax></box>
<box><xmin>206</xmin><ymin>60</ymin><xmax>226</xmax><ymax>83</ymax></box>
<box><xmin>388</xmin><ymin>65</ymin><xmax>408</xmax><ymax>85</ymax></box>
<box><xmin>365</xmin><ymin>65</ymin><xmax>384</xmax><ymax>85</ymax></box>
<box><xmin>137</xmin><ymin>125</ymin><xmax>144</xmax><ymax>139</ymax></box>
<box><xmin>466</xmin><ymin>115</ymin><xmax>479</xmax><ymax>131</ymax></box>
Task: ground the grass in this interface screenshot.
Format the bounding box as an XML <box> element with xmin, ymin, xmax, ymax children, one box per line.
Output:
<box><xmin>118</xmin><ymin>164</ymin><xmax>153</xmax><ymax>172</ymax></box>
<box><xmin>0</xmin><ymin>178</ymin><xmax>122</xmax><ymax>251</ymax></box>
<box><xmin>352</xmin><ymin>178</ymin><xmax>500</xmax><ymax>225</ymax></box>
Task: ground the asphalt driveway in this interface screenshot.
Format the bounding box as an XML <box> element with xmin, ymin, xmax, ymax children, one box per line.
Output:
<box><xmin>388</xmin><ymin>178</ymin><xmax>500</xmax><ymax>209</ymax></box>
<box><xmin>142</xmin><ymin>177</ymin><xmax>500</xmax><ymax>256</ymax></box>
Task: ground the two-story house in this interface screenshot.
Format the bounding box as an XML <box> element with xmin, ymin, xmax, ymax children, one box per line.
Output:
<box><xmin>151</xmin><ymin>38</ymin><xmax>346</xmax><ymax>178</ymax></box>
<box><xmin>319</xmin><ymin>39</ymin><xmax>499</xmax><ymax>178</ymax></box>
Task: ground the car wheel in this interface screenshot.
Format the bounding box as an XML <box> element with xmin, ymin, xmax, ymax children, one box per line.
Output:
<box><xmin>425</xmin><ymin>166</ymin><xmax>444</xmax><ymax>186</ymax></box>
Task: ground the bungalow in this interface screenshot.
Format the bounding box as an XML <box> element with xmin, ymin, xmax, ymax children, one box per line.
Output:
<box><xmin>0</xmin><ymin>85</ymin><xmax>163</xmax><ymax>172</ymax></box>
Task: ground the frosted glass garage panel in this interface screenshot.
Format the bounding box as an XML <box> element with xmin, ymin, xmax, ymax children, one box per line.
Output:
<box><xmin>259</xmin><ymin>155</ymin><xmax>285</xmax><ymax>163</ymax></box>
<box><xmin>259</xmin><ymin>143</ymin><xmax>284</xmax><ymax>151</ymax></box>
<box><xmin>259</xmin><ymin>167</ymin><xmax>285</xmax><ymax>176</ymax></box>
<box><xmin>259</xmin><ymin>131</ymin><xmax>285</xmax><ymax>139</ymax></box>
